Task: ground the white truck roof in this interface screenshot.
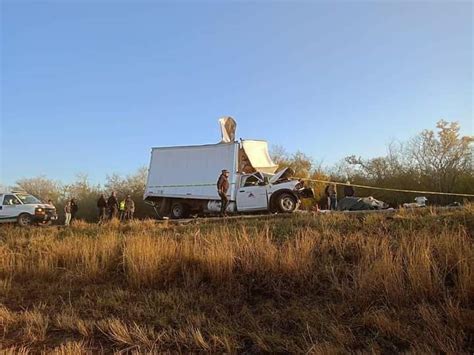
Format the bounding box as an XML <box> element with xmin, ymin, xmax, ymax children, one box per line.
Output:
<box><xmin>0</xmin><ymin>190</ymin><xmax>27</xmax><ymax>195</ymax></box>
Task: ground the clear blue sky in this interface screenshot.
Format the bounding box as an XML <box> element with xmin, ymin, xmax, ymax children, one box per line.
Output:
<box><xmin>1</xmin><ymin>1</ymin><xmax>472</xmax><ymax>186</ymax></box>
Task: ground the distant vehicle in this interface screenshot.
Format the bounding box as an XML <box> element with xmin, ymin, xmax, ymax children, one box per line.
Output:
<box><xmin>0</xmin><ymin>191</ymin><xmax>58</xmax><ymax>226</ymax></box>
<box><xmin>144</xmin><ymin>140</ymin><xmax>314</xmax><ymax>218</ymax></box>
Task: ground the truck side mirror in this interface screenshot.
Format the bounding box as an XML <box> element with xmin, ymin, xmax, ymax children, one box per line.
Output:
<box><xmin>263</xmin><ymin>177</ymin><xmax>269</xmax><ymax>185</ymax></box>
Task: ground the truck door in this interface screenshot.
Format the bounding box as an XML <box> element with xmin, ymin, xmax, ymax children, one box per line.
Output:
<box><xmin>0</xmin><ymin>194</ymin><xmax>21</xmax><ymax>221</ymax></box>
<box><xmin>236</xmin><ymin>174</ymin><xmax>268</xmax><ymax>211</ymax></box>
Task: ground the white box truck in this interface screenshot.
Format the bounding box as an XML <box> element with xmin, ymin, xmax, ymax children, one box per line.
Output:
<box><xmin>144</xmin><ymin>139</ymin><xmax>314</xmax><ymax>218</ymax></box>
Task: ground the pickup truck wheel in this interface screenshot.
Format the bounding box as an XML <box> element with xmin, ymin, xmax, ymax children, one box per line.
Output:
<box><xmin>277</xmin><ymin>193</ymin><xmax>298</xmax><ymax>213</ymax></box>
<box><xmin>17</xmin><ymin>213</ymin><xmax>32</xmax><ymax>227</ymax></box>
<box><xmin>170</xmin><ymin>202</ymin><xmax>187</xmax><ymax>219</ymax></box>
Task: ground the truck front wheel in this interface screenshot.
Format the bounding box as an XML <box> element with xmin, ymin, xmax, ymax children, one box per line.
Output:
<box><xmin>277</xmin><ymin>193</ymin><xmax>298</xmax><ymax>213</ymax></box>
<box><xmin>170</xmin><ymin>202</ymin><xmax>188</xmax><ymax>219</ymax></box>
<box><xmin>17</xmin><ymin>213</ymin><xmax>32</xmax><ymax>227</ymax></box>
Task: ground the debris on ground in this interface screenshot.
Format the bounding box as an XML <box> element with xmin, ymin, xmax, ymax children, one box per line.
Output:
<box><xmin>338</xmin><ymin>196</ymin><xmax>389</xmax><ymax>211</ymax></box>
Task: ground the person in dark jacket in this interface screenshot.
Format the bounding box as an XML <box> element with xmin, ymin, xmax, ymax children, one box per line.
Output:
<box><xmin>70</xmin><ymin>198</ymin><xmax>78</xmax><ymax>222</ymax></box>
<box><xmin>343</xmin><ymin>181</ymin><xmax>355</xmax><ymax>197</ymax></box>
<box><xmin>324</xmin><ymin>183</ymin><xmax>338</xmax><ymax>210</ymax></box>
<box><xmin>107</xmin><ymin>191</ymin><xmax>119</xmax><ymax>220</ymax></box>
<box><xmin>97</xmin><ymin>194</ymin><xmax>108</xmax><ymax>223</ymax></box>
<box><xmin>217</xmin><ymin>169</ymin><xmax>230</xmax><ymax>217</ymax></box>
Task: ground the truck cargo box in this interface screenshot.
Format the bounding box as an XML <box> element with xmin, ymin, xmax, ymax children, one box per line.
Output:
<box><xmin>145</xmin><ymin>142</ymin><xmax>239</xmax><ymax>201</ymax></box>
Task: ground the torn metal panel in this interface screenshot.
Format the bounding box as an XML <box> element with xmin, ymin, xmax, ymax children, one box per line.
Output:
<box><xmin>219</xmin><ymin>116</ymin><xmax>237</xmax><ymax>143</ymax></box>
<box><xmin>241</xmin><ymin>140</ymin><xmax>278</xmax><ymax>174</ymax></box>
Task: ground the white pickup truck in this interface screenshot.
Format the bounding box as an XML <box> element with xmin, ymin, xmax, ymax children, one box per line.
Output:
<box><xmin>144</xmin><ymin>140</ymin><xmax>313</xmax><ymax>218</ymax></box>
<box><xmin>0</xmin><ymin>191</ymin><xmax>58</xmax><ymax>226</ymax></box>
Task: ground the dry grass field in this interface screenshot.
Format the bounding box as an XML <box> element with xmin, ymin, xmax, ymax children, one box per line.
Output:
<box><xmin>0</xmin><ymin>207</ymin><xmax>473</xmax><ymax>353</ymax></box>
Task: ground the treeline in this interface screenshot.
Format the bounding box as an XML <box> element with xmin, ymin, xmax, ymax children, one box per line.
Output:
<box><xmin>13</xmin><ymin>169</ymin><xmax>154</xmax><ymax>222</ymax></box>
<box><xmin>10</xmin><ymin>120</ymin><xmax>474</xmax><ymax>221</ymax></box>
<box><xmin>272</xmin><ymin>120</ymin><xmax>473</xmax><ymax>207</ymax></box>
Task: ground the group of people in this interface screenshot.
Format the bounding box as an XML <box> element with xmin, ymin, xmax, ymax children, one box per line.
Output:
<box><xmin>61</xmin><ymin>192</ymin><xmax>135</xmax><ymax>226</ymax></box>
<box><xmin>97</xmin><ymin>192</ymin><xmax>135</xmax><ymax>223</ymax></box>
<box><xmin>324</xmin><ymin>182</ymin><xmax>355</xmax><ymax>211</ymax></box>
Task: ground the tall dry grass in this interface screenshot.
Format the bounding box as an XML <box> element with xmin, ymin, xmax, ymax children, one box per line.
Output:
<box><xmin>0</xmin><ymin>207</ymin><xmax>473</xmax><ymax>352</ymax></box>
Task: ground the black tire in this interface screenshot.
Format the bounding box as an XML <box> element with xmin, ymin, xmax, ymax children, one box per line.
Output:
<box><xmin>17</xmin><ymin>213</ymin><xmax>32</xmax><ymax>227</ymax></box>
<box><xmin>276</xmin><ymin>193</ymin><xmax>298</xmax><ymax>213</ymax></box>
<box><xmin>170</xmin><ymin>202</ymin><xmax>188</xmax><ymax>219</ymax></box>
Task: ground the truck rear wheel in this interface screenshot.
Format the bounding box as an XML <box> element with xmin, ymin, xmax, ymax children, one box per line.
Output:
<box><xmin>170</xmin><ymin>202</ymin><xmax>188</xmax><ymax>219</ymax></box>
<box><xmin>17</xmin><ymin>213</ymin><xmax>32</xmax><ymax>227</ymax></box>
<box><xmin>277</xmin><ymin>193</ymin><xmax>298</xmax><ymax>213</ymax></box>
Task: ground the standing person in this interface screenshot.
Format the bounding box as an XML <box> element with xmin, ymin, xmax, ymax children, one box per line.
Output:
<box><xmin>47</xmin><ymin>199</ymin><xmax>55</xmax><ymax>208</ymax></box>
<box><xmin>64</xmin><ymin>200</ymin><xmax>72</xmax><ymax>226</ymax></box>
<box><xmin>344</xmin><ymin>181</ymin><xmax>355</xmax><ymax>197</ymax></box>
<box><xmin>119</xmin><ymin>198</ymin><xmax>126</xmax><ymax>221</ymax></box>
<box><xmin>70</xmin><ymin>198</ymin><xmax>78</xmax><ymax>223</ymax></box>
<box><xmin>217</xmin><ymin>169</ymin><xmax>230</xmax><ymax>217</ymax></box>
<box><xmin>97</xmin><ymin>194</ymin><xmax>108</xmax><ymax>223</ymax></box>
<box><xmin>324</xmin><ymin>184</ymin><xmax>331</xmax><ymax>210</ymax></box>
<box><xmin>325</xmin><ymin>183</ymin><xmax>338</xmax><ymax>210</ymax></box>
<box><xmin>125</xmin><ymin>195</ymin><xmax>135</xmax><ymax>220</ymax></box>
<box><xmin>107</xmin><ymin>192</ymin><xmax>119</xmax><ymax>220</ymax></box>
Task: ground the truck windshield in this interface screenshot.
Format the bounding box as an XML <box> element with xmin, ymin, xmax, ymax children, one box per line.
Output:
<box><xmin>243</xmin><ymin>173</ymin><xmax>265</xmax><ymax>187</ymax></box>
<box><xmin>16</xmin><ymin>194</ymin><xmax>42</xmax><ymax>205</ymax></box>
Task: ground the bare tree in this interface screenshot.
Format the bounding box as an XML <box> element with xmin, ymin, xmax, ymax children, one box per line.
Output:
<box><xmin>15</xmin><ymin>176</ymin><xmax>64</xmax><ymax>203</ymax></box>
<box><xmin>105</xmin><ymin>167</ymin><xmax>147</xmax><ymax>196</ymax></box>
<box><xmin>270</xmin><ymin>145</ymin><xmax>290</xmax><ymax>166</ymax></box>
<box><xmin>406</xmin><ymin>120</ymin><xmax>473</xmax><ymax>192</ymax></box>
<box><xmin>270</xmin><ymin>145</ymin><xmax>313</xmax><ymax>177</ymax></box>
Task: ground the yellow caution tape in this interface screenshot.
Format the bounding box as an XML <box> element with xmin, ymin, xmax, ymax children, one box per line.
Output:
<box><xmin>299</xmin><ymin>177</ymin><xmax>474</xmax><ymax>198</ymax></box>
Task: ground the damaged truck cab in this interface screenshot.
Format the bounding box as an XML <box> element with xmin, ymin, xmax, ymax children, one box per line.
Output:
<box><xmin>144</xmin><ymin>140</ymin><xmax>313</xmax><ymax>219</ymax></box>
<box><xmin>236</xmin><ymin>168</ymin><xmax>312</xmax><ymax>213</ymax></box>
